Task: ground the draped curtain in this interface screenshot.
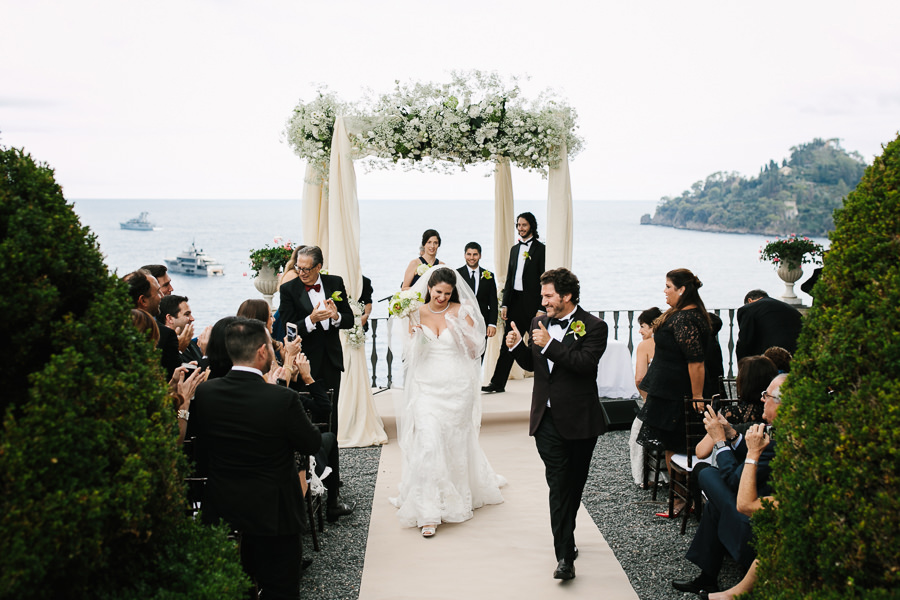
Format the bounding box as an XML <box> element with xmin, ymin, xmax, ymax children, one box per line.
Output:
<box><xmin>545</xmin><ymin>142</ymin><xmax>573</xmax><ymax>270</ymax></box>
<box><xmin>301</xmin><ymin>163</ymin><xmax>328</xmax><ymax>256</ymax></box>
<box><xmin>327</xmin><ymin>116</ymin><xmax>387</xmax><ymax>448</ymax></box>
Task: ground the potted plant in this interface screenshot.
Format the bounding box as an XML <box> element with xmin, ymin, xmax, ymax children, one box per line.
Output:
<box><xmin>759</xmin><ymin>234</ymin><xmax>825</xmax><ymax>304</ymax></box>
<box><xmin>249</xmin><ymin>238</ymin><xmax>296</xmax><ymax>305</ymax></box>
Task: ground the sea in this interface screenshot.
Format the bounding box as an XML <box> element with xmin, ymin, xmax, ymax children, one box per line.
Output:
<box><xmin>71</xmin><ymin>198</ymin><xmax>827</xmax><ymax>382</ymax></box>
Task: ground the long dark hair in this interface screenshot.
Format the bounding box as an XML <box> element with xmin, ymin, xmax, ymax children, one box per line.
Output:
<box><xmin>654</xmin><ymin>268</ymin><xmax>710</xmax><ymax>331</ymax></box>
<box><xmin>207</xmin><ymin>316</ymin><xmax>238</xmax><ymax>379</ymax></box>
<box><xmin>517</xmin><ymin>212</ymin><xmax>539</xmax><ymax>240</ymax></box>
<box><xmin>736</xmin><ymin>356</ymin><xmax>779</xmax><ymax>403</ymax></box>
<box><xmin>421</xmin><ymin>229</ymin><xmax>442</xmax><ymax>247</ymax></box>
<box><xmin>424</xmin><ymin>268</ymin><xmax>460</xmax><ymax>304</ymax></box>
<box><xmin>237</xmin><ymin>299</ymin><xmax>270</xmax><ymax>324</ymax></box>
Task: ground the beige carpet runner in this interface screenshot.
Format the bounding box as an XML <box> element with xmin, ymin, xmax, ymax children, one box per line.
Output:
<box><xmin>358</xmin><ymin>379</ymin><xmax>639</xmax><ymax>599</ymax></box>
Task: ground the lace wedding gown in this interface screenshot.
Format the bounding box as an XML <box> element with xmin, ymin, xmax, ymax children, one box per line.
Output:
<box><xmin>390</xmin><ymin>312</ymin><xmax>505</xmax><ymax>528</ymax></box>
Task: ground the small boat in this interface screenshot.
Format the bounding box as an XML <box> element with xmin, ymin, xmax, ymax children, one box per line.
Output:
<box><xmin>120</xmin><ymin>212</ymin><xmax>156</xmax><ymax>231</ymax></box>
<box><xmin>165</xmin><ymin>242</ymin><xmax>225</xmax><ymax>276</ymax></box>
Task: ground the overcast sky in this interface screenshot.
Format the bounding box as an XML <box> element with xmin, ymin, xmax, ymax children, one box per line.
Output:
<box><xmin>2</xmin><ymin>0</ymin><xmax>898</xmax><ymax>201</ymax></box>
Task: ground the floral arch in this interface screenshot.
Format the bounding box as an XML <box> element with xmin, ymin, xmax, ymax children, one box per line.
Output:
<box><xmin>283</xmin><ymin>72</ymin><xmax>582</xmax><ymax>447</ymax></box>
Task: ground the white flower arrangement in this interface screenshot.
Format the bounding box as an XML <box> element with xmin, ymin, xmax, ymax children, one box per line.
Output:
<box><xmin>388</xmin><ymin>289</ymin><xmax>425</xmax><ymax>319</ymax></box>
<box><xmin>343</xmin><ymin>298</ymin><xmax>367</xmax><ymax>349</ymax></box>
<box><xmin>415</xmin><ymin>262</ymin><xmax>432</xmax><ymax>277</ymax></box>
<box><xmin>284</xmin><ymin>71</ymin><xmax>583</xmax><ymax>179</ymax></box>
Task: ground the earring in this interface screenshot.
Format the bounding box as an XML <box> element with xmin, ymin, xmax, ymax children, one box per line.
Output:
<box><xmin>678</xmin><ymin>292</ymin><xmax>682</xmax><ymax>296</ymax></box>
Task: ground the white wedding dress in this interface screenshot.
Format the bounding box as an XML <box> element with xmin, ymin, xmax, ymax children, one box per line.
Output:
<box><xmin>390</xmin><ymin>267</ymin><xmax>505</xmax><ymax>527</ymax></box>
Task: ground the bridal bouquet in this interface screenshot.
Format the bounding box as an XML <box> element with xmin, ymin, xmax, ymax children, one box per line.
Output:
<box><xmin>389</xmin><ymin>290</ymin><xmax>424</xmax><ymax>319</ymax></box>
<box><xmin>343</xmin><ymin>299</ymin><xmax>367</xmax><ymax>349</ymax></box>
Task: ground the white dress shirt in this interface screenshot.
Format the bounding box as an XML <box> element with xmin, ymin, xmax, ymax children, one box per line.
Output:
<box><xmin>513</xmin><ymin>237</ymin><xmax>532</xmax><ymax>292</ymax></box>
<box><xmin>543</xmin><ymin>307</ymin><xmax>577</xmax><ymax>406</ymax></box>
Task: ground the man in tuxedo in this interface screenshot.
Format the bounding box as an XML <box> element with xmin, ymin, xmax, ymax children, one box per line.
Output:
<box><xmin>187</xmin><ymin>318</ymin><xmax>321</xmax><ymax>599</ymax></box>
<box><xmin>483</xmin><ymin>212</ymin><xmax>546</xmax><ymax>393</ymax></box>
<box><xmin>672</xmin><ymin>373</ymin><xmax>785</xmax><ymax>595</ymax></box>
<box><xmin>123</xmin><ymin>269</ymin><xmax>180</xmax><ymax>378</ymax></box>
<box><xmin>506</xmin><ymin>268</ymin><xmax>608</xmax><ymax>580</ymax></box>
<box><xmin>456</xmin><ymin>242</ymin><xmax>498</xmax><ymax>348</ymax></box>
<box><xmin>278</xmin><ymin>245</ymin><xmax>353</xmax><ymax>435</ymax></box>
<box><xmin>736</xmin><ymin>290</ymin><xmax>802</xmax><ymax>359</ymax></box>
<box><xmin>158</xmin><ymin>294</ymin><xmax>203</xmax><ymax>364</ymax></box>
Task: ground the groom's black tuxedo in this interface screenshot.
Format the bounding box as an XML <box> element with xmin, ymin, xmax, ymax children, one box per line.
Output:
<box><xmin>511</xmin><ymin>307</ymin><xmax>608</xmax><ymax>563</ymax></box>
<box><xmin>279</xmin><ymin>273</ymin><xmax>354</xmax><ymax>434</ymax></box>
<box><xmin>490</xmin><ymin>238</ymin><xmax>546</xmax><ymax>387</ymax></box>
<box><xmin>456</xmin><ymin>265</ymin><xmax>498</xmax><ymax>330</ymax></box>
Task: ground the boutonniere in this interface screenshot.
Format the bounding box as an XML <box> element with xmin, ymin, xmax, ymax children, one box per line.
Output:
<box><xmin>330</xmin><ymin>291</ymin><xmax>343</xmax><ymax>302</ymax></box>
<box><xmin>566</xmin><ymin>320</ymin><xmax>586</xmax><ymax>338</ymax></box>
<box><xmin>319</xmin><ymin>269</ymin><xmax>329</xmax><ymax>275</ymax></box>
<box><xmin>481</xmin><ymin>270</ymin><xmax>493</xmax><ymax>280</ymax></box>
<box><xmin>523</xmin><ymin>251</ymin><xmax>531</xmax><ymax>261</ymax></box>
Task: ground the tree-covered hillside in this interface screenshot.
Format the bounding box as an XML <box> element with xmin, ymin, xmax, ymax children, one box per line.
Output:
<box><xmin>645</xmin><ymin>138</ymin><xmax>867</xmax><ymax>236</ymax></box>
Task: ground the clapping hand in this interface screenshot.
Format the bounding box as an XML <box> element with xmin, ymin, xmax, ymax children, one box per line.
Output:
<box><xmin>197</xmin><ymin>325</ymin><xmax>212</xmax><ymax>355</ymax></box>
<box><xmin>310</xmin><ymin>301</ymin><xmax>332</xmax><ymax>324</ymax></box>
<box><xmin>294</xmin><ymin>353</ymin><xmax>313</xmax><ymax>383</ymax></box>
<box><xmin>505</xmin><ymin>322</ymin><xmax>522</xmax><ymax>348</ymax></box>
<box><xmin>176</xmin><ymin>322</ymin><xmax>194</xmax><ymax>352</ymax></box>
<box><xmin>531</xmin><ymin>321</ymin><xmax>551</xmax><ymax>348</ymax></box>
<box><xmin>324</xmin><ymin>298</ymin><xmax>339</xmax><ymax>320</ymax></box>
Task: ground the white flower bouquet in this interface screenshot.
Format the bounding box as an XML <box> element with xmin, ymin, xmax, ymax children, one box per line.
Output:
<box><xmin>343</xmin><ymin>298</ymin><xmax>367</xmax><ymax>349</ymax></box>
<box><xmin>389</xmin><ymin>290</ymin><xmax>424</xmax><ymax>319</ymax></box>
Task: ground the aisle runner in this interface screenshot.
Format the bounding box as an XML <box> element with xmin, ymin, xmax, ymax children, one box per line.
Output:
<box><xmin>359</xmin><ymin>382</ymin><xmax>639</xmax><ymax>600</ymax></box>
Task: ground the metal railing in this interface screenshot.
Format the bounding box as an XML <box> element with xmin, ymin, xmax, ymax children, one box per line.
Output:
<box><xmin>364</xmin><ymin>308</ymin><xmax>741</xmax><ymax>390</ymax></box>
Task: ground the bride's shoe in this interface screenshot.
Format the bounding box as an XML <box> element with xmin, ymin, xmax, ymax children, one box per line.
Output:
<box><xmin>421</xmin><ymin>525</ymin><xmax>437</xmax><ymax>537</ymax></box>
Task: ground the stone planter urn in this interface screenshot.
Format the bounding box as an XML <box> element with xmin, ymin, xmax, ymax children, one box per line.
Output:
<box><xmin>776</xmin><ymin>263</ymin><xmax>803</xmax><ymax>306</ymax></box>
<box><xmin>253</xmin><ymin>262</ymin><xmax>279</xmax><ymax>307</ymax></box>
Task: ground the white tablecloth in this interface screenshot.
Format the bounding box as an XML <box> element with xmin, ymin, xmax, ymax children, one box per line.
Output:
<box><xmin>596</xmin><ymin>340</ymin><xmax>639</xmax><ymax>399</ymax></box>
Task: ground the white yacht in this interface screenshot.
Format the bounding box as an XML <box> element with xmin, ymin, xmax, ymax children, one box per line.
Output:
<box><xmin>120</xmin><ymin>212</ymin><xmax>155</xmax><ymax>231</ymax></box>
<box><xmin>165</xmin><ymin>242</ymin><xmax>224</xmax><ymax>276</ymax></box>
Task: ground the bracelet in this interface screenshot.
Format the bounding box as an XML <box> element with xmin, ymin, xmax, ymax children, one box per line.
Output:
<box><xmin>744</xmin><ymin>458</ymin><xmax>758</xmax><ymax>466</ymax></box>
<box><xmin>177</xmin><ymin>409</ymin><xmax>190</xmax><ymax>421</ymax></box>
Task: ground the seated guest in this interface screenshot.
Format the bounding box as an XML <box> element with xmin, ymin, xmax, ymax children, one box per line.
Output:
<box><xmin>764</xmin><ymin>346</ymin><xmax>792</xmax><ymax>373</ymax></box>
<box><xmin>130</xmin><ymin>308</ymin><xmax>159</xmax><ymax>343</ymax></box>
<box><xmin>205</xmin><ymin>316</ymin><xmax>238</xmax><ymax>379</ymax></box>
<box><xmin>237</xmin><ymin>299</ymin><xmax>284</xmax><ymax>359</ymax></box>
<box><xmin>186</xmin><ymin>318</ymin><xmax>321</xmax><ymax>599</ymax></box>
<box><xmin>672</xmin><ymin>374</ymin><xmax>786</xmax><ymax>595</ymax></box>
<box><xmin>719</xmin><ymin>355</ymin><xmax>779</xmax><ymax>425</ymax></box>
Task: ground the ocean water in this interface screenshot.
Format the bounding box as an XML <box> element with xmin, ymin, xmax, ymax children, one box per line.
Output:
<box><xmin>71</xmin><ymin>198</ymin><xmax>826</xmax><ymax>382</ymax></box>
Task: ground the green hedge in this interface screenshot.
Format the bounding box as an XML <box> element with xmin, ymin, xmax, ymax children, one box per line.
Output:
<box><xmin>751</xmin><ymin>134</ymin><xmax>900</xmax><ymax>599</ymax></box>
<box><xmin>0</xmin><ymin>145</ymin><xmax>248</xmax><ymax>598</ymax></box>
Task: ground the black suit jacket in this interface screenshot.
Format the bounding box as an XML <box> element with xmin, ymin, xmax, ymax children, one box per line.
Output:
<box><xmin>187</xmin><ymin>370</ymin><xmax>322</xmax><ymax>535</ymax></box>
<box><xmin>456</xmin><ymin>265</ymin><xmax>498</xmax><ymax>329</ymax></box>
<box><xmin>279</xmin><ymin>274</ymin><xmax>354</xmax><ymax>378</ymax></box>
<box><xmin>501</xmin><ymin>239</ymin><xmax>546</xmax><ymax>317</ymax></box>
<box><xmin>735</xmin><ymin>297</ymin><xmax>802</xmax><ymax>359</ymax></box>
<box><xmin>511</xmin><ymin>307</ymin><xmax>608</xmax><ymax>439</ymax></box>
<box><xmin>156</xmin><ymin>323</ymin><xmax>182</xmax><ymax>379</ymax></box>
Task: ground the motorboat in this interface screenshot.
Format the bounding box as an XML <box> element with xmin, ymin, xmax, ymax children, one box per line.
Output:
<box><xmin>120</xmin><ymin>212</ymin><xmax>155</xmax><ymax>231</ymax></box>
<box><xmin>165</xmin><ymin>242</ymin><xmax>224</xmax><ymax>276</ymax></box>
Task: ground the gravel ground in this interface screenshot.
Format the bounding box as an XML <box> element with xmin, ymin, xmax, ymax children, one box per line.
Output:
<box><xmin>300</xmin><ymin>431</ymin><xmax>744</xmax><ymax>600</ymax></box>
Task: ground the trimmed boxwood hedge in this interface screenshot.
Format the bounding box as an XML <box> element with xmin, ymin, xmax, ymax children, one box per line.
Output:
<box><xmin>0</xmin><ymin>144</ymin><xmax>248</xmax><ymax>599</ymax></box>
<box><xmin>751</xmin><ymin>134</ymin><xmax>900</xmax><ymax>599</ymax></box>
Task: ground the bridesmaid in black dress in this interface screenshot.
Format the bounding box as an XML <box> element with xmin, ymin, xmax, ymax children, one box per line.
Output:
<box><xmin>401</xmin><ymin>229</ymin><xmax>444</xmax><ymax>290</ymax></box>
<box><xmin>637</xmin><ymin>268</ymin><xmax>711</xmax><ymax>514</ymax></box>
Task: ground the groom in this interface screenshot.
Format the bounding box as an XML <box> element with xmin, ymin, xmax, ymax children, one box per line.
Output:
<box><xmin>506</xmin><ymin>268</ymin><xmax>608</xmax><ymax>581</ymax></box>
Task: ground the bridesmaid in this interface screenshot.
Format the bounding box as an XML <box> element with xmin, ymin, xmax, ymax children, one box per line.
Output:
<box><xmin>401</xmin><ymin>229</ymin><xmax>444</xmax><ymax>290</ymax></box>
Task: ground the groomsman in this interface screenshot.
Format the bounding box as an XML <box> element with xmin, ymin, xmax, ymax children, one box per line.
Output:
<box><xmin>456</xmin><ymin>242</ymin><xmax>498</xmax><ymax>344</ymax></box>
<box><xmin>506</xmin><ymin>268</ymin><xmax>608</xmax><ymax>580</ymax></box>
<box><xmin>483</xmin><ymin>212</ymin><xmax>546</xmax><ymax>393</ymax></box>
<box><xmin>279</xmin><ymin>245</ymin><xmax>353</xmax><ymax>434</ymax></box>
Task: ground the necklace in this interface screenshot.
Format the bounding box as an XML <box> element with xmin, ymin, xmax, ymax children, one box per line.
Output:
<box><xmin>427</xmin><ymin>303</ymin><xmax>450</xmax><ymax>314</ymax></box>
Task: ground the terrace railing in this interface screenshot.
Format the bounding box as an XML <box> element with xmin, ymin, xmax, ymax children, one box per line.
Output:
<box><xmin>364</xmin><ymin>308</ymin><xmax>741</xmax><ymax>391</ymax></box>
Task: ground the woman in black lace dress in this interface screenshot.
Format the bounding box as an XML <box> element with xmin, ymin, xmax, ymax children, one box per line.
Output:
<box><xmin>637</xmin><ymin>269</ymin><xmax>711</xmax><ymax>505</ymax></box>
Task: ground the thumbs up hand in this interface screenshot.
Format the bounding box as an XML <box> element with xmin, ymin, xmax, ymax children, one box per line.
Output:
<box><xmin>506</xmin><ymin>321</ymin><xmax>522</xmax><ymax>348</ymax></box>
<box><xmin>532</xmin><ymin>320</ymin><xmax>551</xmax><ymax>348</ymax></box>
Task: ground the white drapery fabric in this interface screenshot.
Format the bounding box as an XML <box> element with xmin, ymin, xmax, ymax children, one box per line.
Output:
<box><xmin>545</xmin><ymin>142</ymin><xmax>573</xmax><ymax>270</ymax></box>
<box><xmin>301</xmin><ymin>163</ymin><xmax>328</xmax><ymax>256</ymax></box>
<box><xmin>483</xmin><ymin>158</ymin><xmax>528</xmax><ymax>384</ymax></box>
<box><xmin>327</xmin><ymin>116</ymin><xmax>387</xmax><ymax>448</ymax></box>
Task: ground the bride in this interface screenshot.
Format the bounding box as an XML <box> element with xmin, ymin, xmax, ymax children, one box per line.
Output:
<box><xmin>390</xmin><ymin>266</ymin><xmax>505</xmax><ymax>537</ymax></box>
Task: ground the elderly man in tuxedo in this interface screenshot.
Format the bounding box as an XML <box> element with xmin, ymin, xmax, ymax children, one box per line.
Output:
<box><xmin>483</xmin><ymin>212</ymin><xmax>546</xmax><ymax>393</ymax></box>
<box><xmin>457</xmin><ymin>241</ymin><xmax>498</xmax><ymax>351</ymax></box>
<box><xmin>507</xmin><ymin>268</ymin><xmax>608</xmax><ymax>580</ymax></box>
<box><xmin>279</xmin><ymin>245</ymin><xmax>353</xmax><ymax>434</ymax></box>
<box><xmin>187</xmin><ymin>318</ymin><xmax>321</xmax><ymax>599</ymax></box>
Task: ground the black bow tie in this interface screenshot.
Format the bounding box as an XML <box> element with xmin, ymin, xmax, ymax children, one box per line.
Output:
<box><xmin>518</xmin><ymin>239</ymin><xmax>532</xmax><ymax>246</ymax></box>
<box><xmin>549</xmin><ymin>318</ymin><xmax>569</xmax><ymax>328</ymax></box>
